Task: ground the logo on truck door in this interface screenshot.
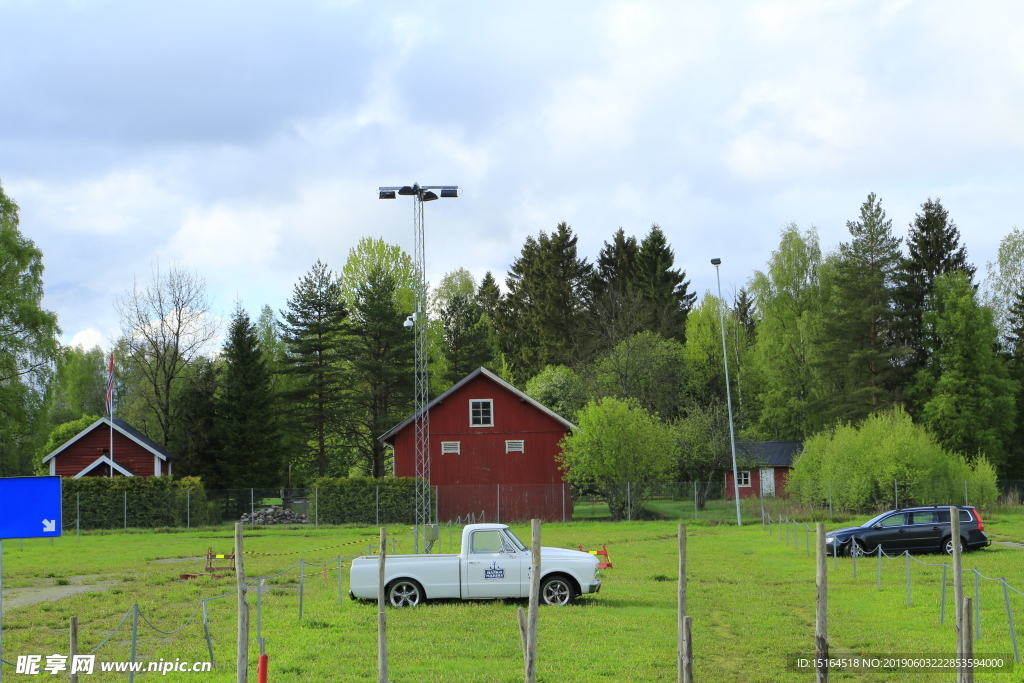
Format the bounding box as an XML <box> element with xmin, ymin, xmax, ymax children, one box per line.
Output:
<box><xmin>484</xmin><ymin>561</ymin><xmax>505</xmax><ymax>580</ymax></box>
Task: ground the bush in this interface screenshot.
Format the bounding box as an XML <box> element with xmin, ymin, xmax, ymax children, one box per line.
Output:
<box><xmin>62</xmin><ymin>476</ymin><xmax>209</xmax><ymax>529</ymax></box>
<box><xmin>310</xmin><ymin>477</ymin><xmax>418</xmax><ymax>524</ymax></box>
<box><xmin>786</xmin><ymin>407</ymin><xmax>999</xmax><ymax>511</ymax></box>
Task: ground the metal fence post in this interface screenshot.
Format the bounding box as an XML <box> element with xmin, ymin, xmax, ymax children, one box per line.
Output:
<box><xmin>299</xmin><ymin>559</ymin><xmax>305</xmax><ymax>618</ymax></box>
<box><xmin>376</xmin><ymin>487</ymin><xmax>379</xmax><ymax>526</ymax></box>
<box><xmin>337</xmin><ymin>557</ymin><xmax>344</xmax><ymax>605</ymax></box>
<box><xmin>964</xmin><ymin>480</ymin><xmax>969</xmax><ymax>507</ymax></box>
<box><xmin>250</xmin><ymin>488</ymin><xmax>254</xmax><ymax>526</ymax></box>
<box><xmin>315</xmin><ymin>488</ymin><xmax>319</xmax><ymax>529</ymax></box>
<box><xmin>257</xmin><ymin>578</ymin><xmax>263</xmax><ymax>643</ymax></box>
<box><xmin>877</xmin><ymin>545</ymin><xmax>882</xmax><ymax>591</ymax></box>
<box><xmin>124</xmin><ymin>490</ymin><xmax>127</xmax><ymax>531</ymax></box>
<box><xmin>905</xmin><ymin>551</ymin><xmax>911</xmax><ymax>607</ymax></box>
<box><xmin>828</xmin><ymin>480</ymin><xmax>833</xmax><ymax>521</ymax></box>
<box><xmin>128</xmin><ymin>604</ymin><xmax>138</xmax><ymax>683</ymax></box>
<box><xmin>76</xmin><ymin>493</ymin><xmax>80</xmax><ymax>542</ymax></box>
<box><xmin>1002</xmin><ymin>578</ymin><xmax>1020</xmax><ymax>662</ymax></box>
<box><xmin>941</xmin><ymin>565</ymin><xmax>948</xmax><ymax>624</ymax></box>
<box><xmin>202</xmin><ymin>600</ymin><xmax>216</xmax><ymax>668</ymax></box>
<box><xmin>627</xmin><ymin>482</ymin><xmax>631</xmax><ymax>522</ymax></box>
<box><xmin>974</xmin><ymin>569</ymin><xmax>980</xmax><ymax>640</ymax></box>
<box><xmin>187</xmin><ymin>489</ymin><xmax>191</xmax><ymax>530</ymax></box>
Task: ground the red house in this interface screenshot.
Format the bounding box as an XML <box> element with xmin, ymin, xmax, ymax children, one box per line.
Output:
<box><xmin>724</xmin><ymin>441</ymin><xmax>803</xmax><ymax>499</ymax></box>
<box><xmin>379</xmin><ymin>367</ymin><xmax>576</xmax><ymax>522</ymax></box>
<box><xmin>42</xmin><ymin>417</ymin><xmax>176</xmax><ymax>478</ymax></box>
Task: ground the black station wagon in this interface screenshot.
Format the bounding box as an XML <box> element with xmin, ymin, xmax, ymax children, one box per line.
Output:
<box><xmin>824</xmin><ymin>505</ymin><xmax>990</xmax><ymax>556</ymax></box>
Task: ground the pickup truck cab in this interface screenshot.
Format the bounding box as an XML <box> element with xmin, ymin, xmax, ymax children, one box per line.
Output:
<box><xmin>349</xmin><ymin>523</ymin><xmax>602</xmax><ymax>607</ymax></box>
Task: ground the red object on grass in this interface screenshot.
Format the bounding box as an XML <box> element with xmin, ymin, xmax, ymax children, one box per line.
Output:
<box><xmin>577</xmin><ymin>544</ymin><xmax>613</xmax><ymax>568</ymax></box>
<box><xmin>257</xmin><ymin>654</ymin><xmax>268</xmax><ymax>683</ymax></box>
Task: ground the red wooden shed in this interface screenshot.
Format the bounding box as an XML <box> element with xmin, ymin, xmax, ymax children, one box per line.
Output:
<box><xmin>379</xmin><ymin>367</ymin><xmax>576</xmax><ymax>522</ymax></box>
<box><xmin>724</xmin><ymin>441</ymin><xmax>803</xmax><ymax>499</ymax></box>
<box><xmin>42</xmin><ymin>417</ymin><xmax>176</xmax><ymax>478</ymax></box>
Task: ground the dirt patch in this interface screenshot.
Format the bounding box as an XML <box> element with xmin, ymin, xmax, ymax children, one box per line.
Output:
<box><xmin>997</xmin><ymin>541</ymin><xmax>1024</xmax><ymax>550</ymax></box>
<box><xmin>150</xmin><ymin>557</ymin><xmax>204</xmax><ymax>564</ymax></box>
<box><xmin>2</xmin><ymin>575</ymin><xmax>122</xmax><ymax>610</ymax></box>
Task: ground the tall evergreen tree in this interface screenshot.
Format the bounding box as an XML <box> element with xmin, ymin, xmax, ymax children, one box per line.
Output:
<box><xmin>498</xmin><ymin>223</ymin><xmax>592</xmax><ymax>382</ymax></box>
<box><xmin>912</xmin><ymin>272</ymin><xmax>1016</xmax><ymax>470</ymax></box>
<box><xmin>634</xmin><ymin>224</ymin><xmax>695</xmax><ymax>340</ymax></box>
<box><xmin>168</xmin><ymin>357</ymin><xmax>218</xmax><ymax>481</ymax></box>
<box><xmin>591</xmin><ymin>228</ymin><xmax>640</xmax><ymax>300</ymax></box>
<box><xmin>894</xmin><ymin>198</ymin><xmax>975</xmax><ymax>407</ymax></box>
<box><xmin>214</xmin><ymin>305</ymin><xmax>282</xmax><ymax>488</ymax></box>
<box><xmin>814</xmin><ymin>193</ymin><xmax>904</xmax><ymax>423</ymax></box>
<box><xmin>279</xmin><ymin>261</ymin><xmax>348</xmax><ymax>478</ymax></box>
<box><xmin>476</xmin><ymin>271</ymin><xmax>502</xmax><ymax>320</ymax></box>
<box><xmin>345</xmin><ymin>265</ymin><xmax>415</xmax><ymax>477</ymax></box>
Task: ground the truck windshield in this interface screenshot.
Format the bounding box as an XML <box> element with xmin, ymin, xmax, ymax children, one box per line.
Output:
<box><xmin>503</xmin><ymin>529</ymin><xmax>527</xmax><ymax>552</ymax></box>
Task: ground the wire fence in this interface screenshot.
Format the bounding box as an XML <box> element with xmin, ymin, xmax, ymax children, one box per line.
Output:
<box><xmin>763</xmin><ymin>511</ymin><xmax>1023</xmax><ymax>663</ymax></box>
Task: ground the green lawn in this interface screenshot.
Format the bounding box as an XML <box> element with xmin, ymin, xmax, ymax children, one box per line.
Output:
<box><xmin>2</xmin><ymin>516</ymin><xmax>1024</xmax><ymax>681</ymax></box>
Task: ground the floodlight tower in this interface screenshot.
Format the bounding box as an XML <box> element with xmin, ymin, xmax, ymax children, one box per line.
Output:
<box><xmin>379</xmin><ymin>183</ymin><xmax>460</xmax><ymax>553</ymax></box>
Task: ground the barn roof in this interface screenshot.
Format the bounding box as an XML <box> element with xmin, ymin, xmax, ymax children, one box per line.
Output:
<box><xmin>41</xmin><ymin>417</ymin><xmax>177</xmax><ymax>464</ymax></box>
<box><xmin>378</xmin><ymin>367</ymin><xmax>576</xmax><ymax>443</ymax></box>
<box><xmin>735</xmin><ymin>441</ymin><xmax>803</xmax><ymax>467</ymax></box>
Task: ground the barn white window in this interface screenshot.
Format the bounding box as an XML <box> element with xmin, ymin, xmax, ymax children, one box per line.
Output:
<box><xmin>737</xmin><ymin>470</ymin><xmax>751</xmax><ymax>487</ymax></box>
<box><xmin>469</xmin><ymin>399</ymin><xmax>493</xmax><ymax>427</ymax></box>
<box><xmin>441</xmin><ymin>441</ymin><xmax>461</xmax><ymax>454</ymax></box>
<box><xmin>505</xmin><ymin>440</ymin><xmax>524</xmax><ymax>453</ymax></box>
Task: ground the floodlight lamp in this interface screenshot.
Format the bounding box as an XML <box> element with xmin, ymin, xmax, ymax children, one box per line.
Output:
<box><xmin>711</xmin><ymin>258</ymin><xmax>722</xmax><ymax>266</ymax></box>
<box><xmin>379</xmin><ymin>190</ymin><xmax>396</xmax><ymax>199</ymax></box>
<box><xmin>398</xmin><ymin>186</ymin><xmax>416</xmax><ymax>196</ymax></box>
<box><xmin>440</xmin><ymin>188</ymin><xmax>459</xmax><ymax>198</ymax></box>
<box><xmin>422</xmin><ymin>191</ymin><xmax>438</xmax><ymax>202</ymax></box>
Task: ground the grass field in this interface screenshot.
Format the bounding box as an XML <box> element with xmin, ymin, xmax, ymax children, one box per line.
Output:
<box><xmin>2</xmin><ymin>513</ymin><xmax>1024</xmax><ymax>682</ymax></box>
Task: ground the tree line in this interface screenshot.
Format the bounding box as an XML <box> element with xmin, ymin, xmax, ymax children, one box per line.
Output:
<box><xmin>2</xmin><ymin>178</ymin><xmax>1023</xmax><ymax>489</ymax></box>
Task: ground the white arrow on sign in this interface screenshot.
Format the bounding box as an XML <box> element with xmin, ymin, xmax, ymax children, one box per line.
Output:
<box><xmin>42</xmin><ymin>519</ymin><xmax>56</xmax><ymax>532</ymax></box>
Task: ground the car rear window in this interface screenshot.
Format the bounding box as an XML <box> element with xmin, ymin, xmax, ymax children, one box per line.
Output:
<box><xmin>912</xmin><ymin>511</ymin><xmax>939</xmax><ymax>524</ymax></box>
<box><xmin>936</xmin><ymin>510</ymin><xmax>973</xmax><ymax>523</ymax></box>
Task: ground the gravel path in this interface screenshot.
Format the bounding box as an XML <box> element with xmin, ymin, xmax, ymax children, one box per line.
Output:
<box><xmin>2</xmin><ymin>575</ymin><xmax>122</xmax><ymax>610</ymax></box>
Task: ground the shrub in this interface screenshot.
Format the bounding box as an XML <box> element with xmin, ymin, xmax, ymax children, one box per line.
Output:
<box><xmin>310</xmin><ymin>477</ymin><xmax>418</xmax><ymax>524</ymax></box>
<box><xmin>786</xmin><ymin>407</ymin><xmax>999</xmax><ymax>511</ymax></box>
<box><xmin>61</xmin><ymin>476</ymin><xmax>208</xmax><ymax>529</ymax></box>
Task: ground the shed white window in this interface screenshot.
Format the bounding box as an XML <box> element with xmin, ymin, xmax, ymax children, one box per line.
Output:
<box><xmin>505</xmin><ymin>440</ymin><xmax>524</xmax><ymax>453</ymax></box>
<box><xmin>441</xmin><ymin>441</ymin><xmax>461</xmax><ymax>454</ymax></box>
<box><xmin>737</xmin><ymin>470</ymin><xmax>751</xmax><ymax>487</ymax></box>
<box><xmin>469</xmin><ymin>399</ymin><xmax>493</xmax><ymax>427</ymax></box>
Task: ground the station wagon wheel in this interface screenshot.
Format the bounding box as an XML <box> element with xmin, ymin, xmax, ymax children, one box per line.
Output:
<box><xmin>540</xmin><ymin>575</ymin><xmax>575</xmax><ymax>606</ymax></box>
<box><xmin>387</xmin><ymin>579</ymin><xmax>424</xmax><ymax>607</ymax></box>
<box><xmin>845</xmin><ymin>540</ymin><xmax>865</xmax><ymax>558</ymax></box>
<box><xmin>943</xmin><ymin>536</ymin><xmax>965</xmax><ymax>555</ymax></box>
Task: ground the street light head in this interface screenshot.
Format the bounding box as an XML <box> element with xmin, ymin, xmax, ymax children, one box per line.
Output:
<box><xmin>439</xmin><ymin>188</ymin><xmax>459</xmax><ymax>198</ymax></box>
<box><xmin>711</xmin><ymin>258</ymin><xmax>722</xmax><ymax>266</ymax></box>
<box><xmin>379</xmin><ymin>190</ymin><xmax>396</xmax><ymax>199</ymax></box>
<box><xmin>398</xmin><ymin>186</ymin><xmax>417</xmax><ymax>196</ymax></box>
<box><xmin>421</xmin><ymin>190</ymin><xmax>438</xmax><ymax>202</ymax></box>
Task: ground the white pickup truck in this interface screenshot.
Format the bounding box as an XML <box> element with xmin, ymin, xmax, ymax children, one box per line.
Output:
<box><xmin>349</xmin><ymin>523</ymin><xmax>602</xmax><ymax>607</ymax></box>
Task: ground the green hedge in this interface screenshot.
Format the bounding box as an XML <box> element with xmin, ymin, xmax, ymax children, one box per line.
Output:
<box><xmin>311</xmin><ymin>477</ymin><xmax>422</xmax><ymax>525</ymax></box>
<box><xmin>61</xmin><ymin>476</ymin><xmax>209</xmax><ymax>529</ymax></box>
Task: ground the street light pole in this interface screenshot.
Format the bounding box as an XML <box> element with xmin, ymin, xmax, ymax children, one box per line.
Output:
<box><xmin>711</xmin><ymin>258</ymin><xmax>742</xmax><ymax>526</ymax></box>
<box><xmin>379</xmin><ymin>184</ymin><xmax>459</xmax><ymax>553</ymax></box>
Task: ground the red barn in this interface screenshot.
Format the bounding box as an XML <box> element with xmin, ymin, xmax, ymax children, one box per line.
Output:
<box><xmin>724</xmin><ymin>441</ymin><xmax>803</xmax><ymax>499</ymax></box>
<box><xmin>379</xmin><ymin>367</ymin><xmax>576</xmax><ymax>522</ymax></box>
<box><xmin>42</xmin><ymin>417</ymin><xmax>176</xmax><ymax>478</ymax></box>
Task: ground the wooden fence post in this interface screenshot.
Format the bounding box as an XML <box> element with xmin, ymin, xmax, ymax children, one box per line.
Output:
<box><xmin>378</xmin><ymin>527</ymin><xmax>388</xmax><ymax>683</ymax></box>
<box><xmin>815</xmin><ymin>522</ymin><xmax>828</xmax><ymax>683</ymax></box>
<box><xmin>959</xmin><ymin>597</ymin><xmax>974</xmax><ymax>683</ymax></box>
<box><xmin>235</xmin><ymin>522</ymin><xmax>249</xmax><ymax>683</ymax></box>
<box><xmin>678</xmin><ymin>523</ymin><xmax>690</xmax><ymax>683</ymax></box>
<box><xmin>951</xmin><ymin>508</ymin><xmax>964</xmax><ymax>638</ymax></box>
<box><xmin>525</xmin><ymin>519</ymin><xmax>541</xmax><ymax>683</ymax></box>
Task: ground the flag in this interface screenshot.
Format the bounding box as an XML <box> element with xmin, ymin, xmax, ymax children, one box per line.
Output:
<box><xmin>105</xmin><ymin>352</ymin><xmax>115</xmax><ymax>416</ymax></box>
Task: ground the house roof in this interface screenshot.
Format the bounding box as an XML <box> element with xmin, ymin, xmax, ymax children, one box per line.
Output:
<box><xmin>735</xmin><ymin>441</ymin><xmax>803</xmax><ymax>467</ymax></box>
<box><xmin>74</xmin><ymin>455</ymin><xmax>135</xmax><ymax>478</ymax></box>
<box><xmin>42</xmin><ymin>417</ymin><xmax>177</xmax><ymax>464</ymax></box>
<box><xmin>378</xmin><ymin>367</ymin><xmax>577</xmax><ymax>443</ymax></box>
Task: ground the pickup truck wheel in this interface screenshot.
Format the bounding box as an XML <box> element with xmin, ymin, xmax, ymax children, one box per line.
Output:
<box><xmin>540</xmin><ymin>575</ymin><xmax>575</xmax><ymax>606</ymax></box>
<box><xmin>387</xmin><ymin>579</ymin><xmax>424</xmax><ymax>607</ymax></box>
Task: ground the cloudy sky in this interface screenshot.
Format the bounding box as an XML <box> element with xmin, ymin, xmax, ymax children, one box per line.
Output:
<box><xmin>3</xmin><ymin>0</ymin><xmax>1022</xmax><ymax>350</ymax></box>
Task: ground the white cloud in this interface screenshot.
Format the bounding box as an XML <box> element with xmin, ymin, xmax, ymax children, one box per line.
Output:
<box><xmin>66</xmin><ymin>328</ymin><xmax>107</xmax><ymax>351</ymax></box>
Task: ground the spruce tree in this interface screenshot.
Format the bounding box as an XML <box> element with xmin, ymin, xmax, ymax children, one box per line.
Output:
<box><xmin>591</xmin><ymin>228</ymin><xmax>639</xmax><ymax>300</ymax></box>
<box><xmin>814</xmin><ymin>193</ymin><xmax>904</xmax><ymax>423</ymax></box>
<box><xmin>345</xmin><ymin>265</ymin><xmax>414</xmax><ymax>477</ymax></box>
<box><xmin>894</xmin><ymin>198</ymin><xmax>975</xmax><ymax>407</ymax></box>
<box><xmin>216</xmin><ymin>305</ymin><xmax>282</xmax><ymax>488</ymax></box>
<box><xmin>279</xmin><ymin>260</ymin><xmax>348</xmax><ymax>478</ymax></box>
<box><xmin>634</xmin><ymin>224</ymin><xmax>695</xmax><ymax>340</ymax></box>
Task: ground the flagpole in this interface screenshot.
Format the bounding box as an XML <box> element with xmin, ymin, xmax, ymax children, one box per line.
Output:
<box><xmin>107</xmin><ymin>352</ymin><xmax>115</xmax><ymax>478</ymax></box>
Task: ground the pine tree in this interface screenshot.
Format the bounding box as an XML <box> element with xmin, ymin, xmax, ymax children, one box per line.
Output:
<box><xmin>591</xmin><ymin>228</ymin><xmax>639</xmax><ymax>300</ymax></box>
<box><xmin>279</xmin><ymin>261</ymin><xmax>348</xmax><ymax>478</ymax></box>
<box><xmin>437</xmin><ymin>292</ymin><xmax>493</xmax><ymax>385</ymax></box>
<box><xmin>345</xmin><ymin>265</ymin><xmax>414</xmax><ymax>477</ymax></box>
<box><xmin>634</xmin><ymin>224</ymin><xmax>695</xmax><ymax>341</ymax></box>
<box><xmin>215</xmin><ymin>305</ymin><xmax>282</xmax><ymax>488</ymax></box>
<box><xmin>814</xmin><ymin>193</ymin><xmax>904</xmax><ymax>423</ymax></box>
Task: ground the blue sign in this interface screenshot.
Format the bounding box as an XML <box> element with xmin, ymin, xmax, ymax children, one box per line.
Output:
<box><xmin>484</xmin><ymin>561</ymin><xmax>505</xmax><ymax>580</ymax></box>
<box><xmin>0</xmin><ymin>476</ymin><xmax>62</xmax><ymax>539</ymax></box>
